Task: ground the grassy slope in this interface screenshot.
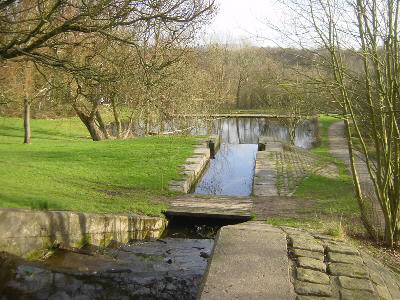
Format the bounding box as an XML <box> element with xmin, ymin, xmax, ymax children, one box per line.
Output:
<box><xmin>267</xmin><ymin>115</ymin><xmax>360</xmax><ymax>232</ymax></box>
<box><xmin>0</xmin><ymin>117</ymin><xmax>197</xmax><ymax>216</ymax></box>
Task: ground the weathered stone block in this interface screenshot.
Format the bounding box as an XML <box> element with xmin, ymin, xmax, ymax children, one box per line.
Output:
<box><xmin>293</xmin><ymin>249</ymin><xmax>325</xmax><ymax>261</ymax></box>
<box><xmin>297</xmin><ymin>257</ymin><xmax>326</xmax><ymax>272</ymax></box>
<box><xmin>326</xmin><ymin>244</ymin><xmax>359</xmax><ymax>255</ymax></box>
<box><xmin>368</xmin><ymin>270</ymin><xmax>385</xmax><ymax>286</ymax></box>
<box><xmin>338</xmin><ymin>276</ymin><xmax>374</xmax><ymax>292</ymax></box>
<box><xmin>374</xmin><ymin>284</ymin><xmax>393</xmax><ymax>300</ymax></box>
<box><xmin>297</xmin><ymin>268</ymin><xmax>330</xmax><ymax>285</ymax></box>
<box><xmin>291</xmin><ymin>237</ymin><xmax>324</xmax><ymax>253</ymax></box>
<box><xmin>339</xmin><ymin>289</ymin><xmax>378</xmax><ymax>300</ymax></box>
<box><xmin>296</xmin><ymin>296</ymin><xmax>331</xmax><ymax>300</ymax></box>
<box><xmin>328</xmin><ymin>263</ymin><xmax>369</xmax><ymax>279</ymax></box>
<box><xmin>327</xmin><ymin>252</ymin><xmax>363</xmax><ymax>264</ymax></box>
<box><xmin>294</xmin><ymin>280</ymin><xmax>332</xmax><ymax>297</ymax></box>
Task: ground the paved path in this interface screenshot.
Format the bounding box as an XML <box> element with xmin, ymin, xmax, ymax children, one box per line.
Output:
<box><xmin>328</xmin><ymin>121</ymin><xmax>383</xmax><ymax>224</ymax></box>
<box><xmin>199</xmin><ymin>222</ymin><xmax>400</xmax><ymax>300</ymax></box>
<box><xmin>328</xmin><ymin>121</ymin><xmax>374</xmax><ymax>193</ymax></box>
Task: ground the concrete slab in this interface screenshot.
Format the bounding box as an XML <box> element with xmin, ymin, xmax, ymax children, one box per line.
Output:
<box><xmin>164</xmin><ymin>195</ymin><xmax>253</xmax><ymax>220</ymax></box>
<box><xmin>199</xmin><ymin>222</ymin><xmax>292</xmax><ymax>299</ymax></box>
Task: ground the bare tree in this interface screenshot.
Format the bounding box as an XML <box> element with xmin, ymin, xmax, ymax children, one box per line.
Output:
<box><xmin>0</xmin><ymin>0</ymin><xmax>216</xmax><ymax>141</ymax></box>
<box><xmin>277</xmin><ymin>0</ymin><xmax>400</xmax><ymax>246</ymax></box>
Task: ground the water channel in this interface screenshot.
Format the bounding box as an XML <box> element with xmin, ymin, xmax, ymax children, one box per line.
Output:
<box><xmin>194</xmin><ymin>117</ymin><xmax>318</xmax><ymax>197</ymax></box>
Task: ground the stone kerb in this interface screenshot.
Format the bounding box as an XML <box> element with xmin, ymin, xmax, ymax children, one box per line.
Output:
<box><xmin>282</xmin><ymin>227</ymin><xmax>400</xmax><ymax>300</ymax></box>
<box><xmin>0</xmin><ymin>207</ymin><xmax>165</xmax><ymax>257</ymax></box>
<box><xmin>169</xmin><ymin>134</ymin><xmax>220</xmax><ymax>193</ymax></box>
<box><xmin>253</xmin><ymin>136</ymin><xmax>283</xmax><ymax>196</ymax></box>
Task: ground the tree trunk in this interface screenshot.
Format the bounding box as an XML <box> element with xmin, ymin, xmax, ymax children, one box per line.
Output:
<box><xmin>23</xmin><ymin>98</ymin><xmax>31</xmax><ymax>144</ymax></box>
<box><xmin>24</xmin><ymin>60</ymin><xmax>34</xmax><ymax>144</ymax></box>
<box><xmin>72</xmin><ymin>104</ymin><xmax>104</xmax><ymax>141</ymax></box>
<box><xmin>96</xmin><ymin>111</ymin><xmax>110</xmax><ymax>139</ymax></box>
<box><xmin>236</xmin><ymin>75</ymin><xmax>242</xmax><ymax>109</ymax></box>
<box><xmin>111</xmin><ymin>98</ymin><xmax>121</xmax><ymax>138</ymax></box>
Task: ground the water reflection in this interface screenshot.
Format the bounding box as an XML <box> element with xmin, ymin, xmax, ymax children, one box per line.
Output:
<box><xmin>194</xmin><ymin>144</ymin><xmax>258</xmax><ymax>196</ymax></box>
<box><xmin>115</xmin><ymin>117</ymin><xmax>318</xmax><ymax>149</ymax></box>
<box><xmin>215</xmin><ymin>118</ymin><xmax>317</xmax><ymax>148</ymax></box>
<box><xmin>192</xmin><ymin>117</ymin><xmax>318</xmax><ymax>196</ymax></box>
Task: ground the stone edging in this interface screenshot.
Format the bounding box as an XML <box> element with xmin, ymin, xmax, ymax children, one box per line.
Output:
<box><xmin>0</xmin><ymin>207</ymin><xmax>166</xmax><ymax>257</ymax></box>
<box><xmin>169</xmin><ymin>134</ymin><xmax>220</xmax><ymax>193</ymax></box>
<box><xmin>282</xmin><ymin>226</ymin><xmax>400</xmax><ymax>300</ymax></box>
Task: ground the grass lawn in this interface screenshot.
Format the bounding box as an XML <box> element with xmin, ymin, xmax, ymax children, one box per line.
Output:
<box><xmin>266</xmin><ymin>115</ymin><xmax>361</xmax><ymax>234</ymax></box>
<box><xmin>0</xmin><ymin>117</ymin><xmax>198</xmax><ymax>217</ymax></box>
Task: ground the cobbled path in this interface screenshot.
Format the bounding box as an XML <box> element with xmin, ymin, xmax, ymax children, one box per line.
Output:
<box><xmin>283</xmin><ymin>226</ymin><xmax>400</xmax><ymax>300</ymax></box>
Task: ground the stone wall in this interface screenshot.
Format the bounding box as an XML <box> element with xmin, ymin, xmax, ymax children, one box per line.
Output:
<box><xmin>0</xmin><ymin>207</ymin><xmax>166</xmax><ymax>257</ymax></box>
<box><xmin>169</xmin><ymin>134</ymin><xmax>220</xmax><ymax>193</ymax></box>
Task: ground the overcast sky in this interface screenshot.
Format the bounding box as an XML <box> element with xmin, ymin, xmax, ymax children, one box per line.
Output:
<box><xmin>204</xmin><ymin>0</ymin><xmax>285</xmax><ymax>46</ymax></box>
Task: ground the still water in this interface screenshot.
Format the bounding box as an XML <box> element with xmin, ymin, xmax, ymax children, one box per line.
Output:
<box><xmin>194</xmin><ymin>144</ymin><xmax>257</xmax><ymax>196</ymax></box>
<box><xmin>193</xmin><ymin>117</ymin><xmax>318</xmax><ymax>196</ymax></box>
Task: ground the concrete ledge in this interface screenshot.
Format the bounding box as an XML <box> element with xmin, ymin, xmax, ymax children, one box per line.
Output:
<box><xmin>199</xmin><ymin>222</ymin><xmax>292</xmax><ymax>299</ymax></box>
<box><xmin>0</xmin><ymin>207</ymin><xmax>165</xmax><ymax>257</ymax></box>
<box><xmin>169</xmin><ymin>134</ymin><xmax>220</xmax><ymax>193</ymax></box>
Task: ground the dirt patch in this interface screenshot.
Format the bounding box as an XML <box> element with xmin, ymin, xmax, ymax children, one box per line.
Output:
<box><xmin>252</xmin><ymin>196</ymin><xmax>316</xmax><ymax>219</ymax></box>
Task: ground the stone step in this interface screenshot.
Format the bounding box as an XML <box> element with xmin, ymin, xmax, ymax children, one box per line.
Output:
<box><xmin>199</xmin><ymin>222</ymin><xmax>292</xmax><ymax>299</ymax></box>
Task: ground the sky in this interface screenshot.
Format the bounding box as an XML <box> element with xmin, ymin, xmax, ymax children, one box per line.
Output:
<box><xmin>204</xmin><ymin>0</ymin><xmax>285</xmax><ymax>46</ymax></box>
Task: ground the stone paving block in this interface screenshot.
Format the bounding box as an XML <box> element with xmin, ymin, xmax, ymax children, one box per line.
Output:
<box><xmin>339</xmin><ymin>289</ymin><xmax>378</xmax><ymax>300</ymax></box>
<box><xmin>326</xmin><ymin>244</ymin><xmax>359</xmax><ymax>255</ymax></box>
<box><xmin>327</xmin><ymin>252</ymin><xmax>363</xmax><ymax>264</ymax></box>
<box><xmin>291</xmin><ymin>236</ymin><xmax>324</xmax><ymax>253</ymax></box>
<box><xmin>312</xmin><ymin>234</ymin><xmax>342</xmax><ymax>241</ymax></box>
<box><xmin>361</xmin><ymin>252</ymin><xmax>400</xmax><ymax>299</ymax></box>
<box><xmin>297</xmin><ymin>257</ymin><xmax>326</xmax><ymax>272</ymax></box>
<box><xmin>293</xmin><ymin>249</ymin><xmax>325</xmax><ymax>261</ymax></box>
<box><xmin>381</xmin><ymin>271</ymin><xmax>400</xmax><ymax>299</ymax></box>
<box><xmin>338</xmin><ymin>276</ymin><xmax>374</xmax><ymax>292</ymax></box>
<box><xmin>368</xmin><ymin>270</ymin><xmax>385</xmax><ymax>286</ymax></box>
<box><xmin>281</xmin><ymin>226</ymin><xmax>309</xmax><ymax>235</ymax></box>
<box><xmin>294</xmin><ymin>280</ymin><xmax>332</xmax><ymax>297</ymax></box>
<box><xmin>328</xmin><ymin>263</ymin><xmax>369</xmax><ymax>279</ymax></box>
<box><xmin>375</xmin><ymin>284</ymin><xmax>393</xmax><ymax>300</ymax></box>
<box><xmin>296</xmin><ymin>296</ymin><xmax>333</xmax><ymax>300</ymax></box>
<box><xmin>297</xmin><ymin>268</ymin><xmax>330</xmax><ymax>285</ymax></box>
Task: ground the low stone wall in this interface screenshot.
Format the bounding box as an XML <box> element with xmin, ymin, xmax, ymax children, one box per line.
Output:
<box><xmin>0</xmin><ymin>207</ymin><xmax>166</xmax><ymax>257</ymax></box>
<box><xmin>169</xmin><ymin>134</ymin><xmax>220</xmax><ymax>193</ymax></box>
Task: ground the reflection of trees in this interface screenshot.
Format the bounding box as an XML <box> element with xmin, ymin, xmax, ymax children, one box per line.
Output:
<box><xmin>194</xmin><ymin>144</ymin><xmax>257</xmax><ymax>196</ymax></box>
<box><xmin>117</xmin><ymin>117</ymin><xmax>317</xmax><ymax>147</ymax></box>
<box><xmin>195</xmin><ymin>143</ymin><xmax>233</xmax><ymax>195</ymax></box>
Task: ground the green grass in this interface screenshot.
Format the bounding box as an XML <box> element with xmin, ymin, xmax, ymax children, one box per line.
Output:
<box><xmin>0</xmin><ymin>117</ymin><xmax>198</xmax><ymax>216</ymax></box>
<box><xmin>266</xmin><ymin>115</ymin><xmax>360</xmax><ymax>230</ymax></box>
